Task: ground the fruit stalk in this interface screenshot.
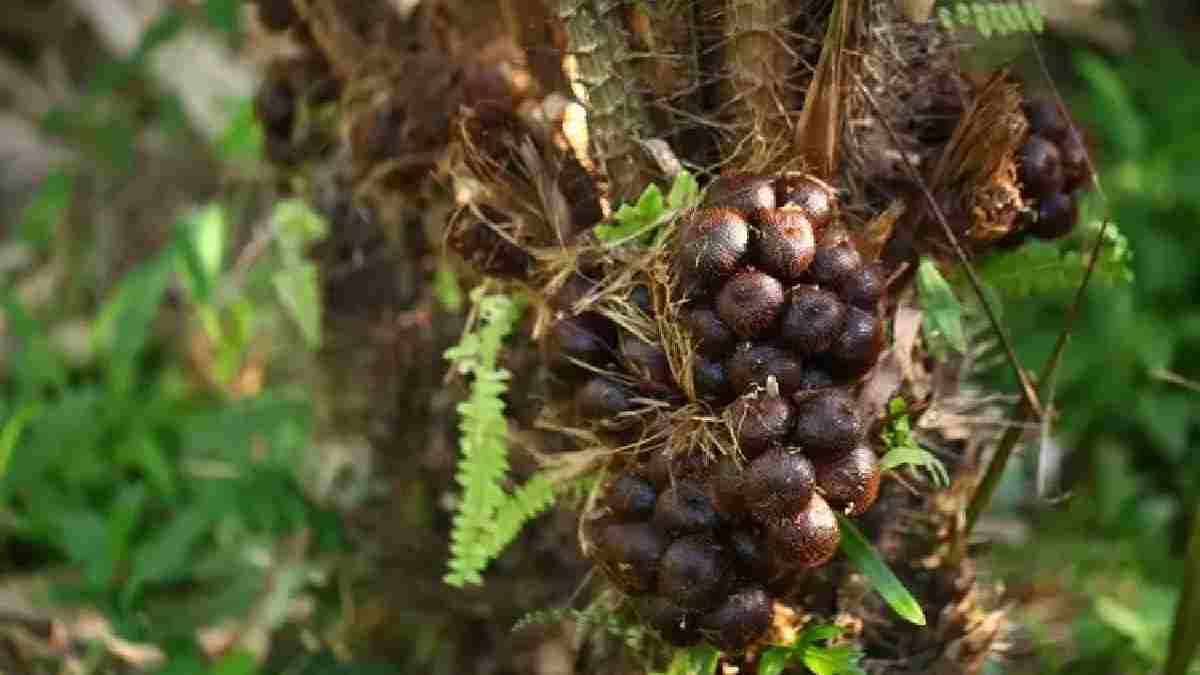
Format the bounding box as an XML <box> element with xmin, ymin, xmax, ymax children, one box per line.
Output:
<box><xmin>556</xmin><ymin>0</ymin><xmax>656</xmax><ymax>203</ymax></box>
<box><xmin>720</xmin><ymin>0</ymin><xmax>798</xmax><ymax>169</ymax></box>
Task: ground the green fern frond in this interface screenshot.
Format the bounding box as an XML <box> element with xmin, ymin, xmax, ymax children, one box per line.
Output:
<box><xmin>489</xmin><ymin>472</ymin><xmax>559</xmax><ymax>556</ymax></box>
<box><xmin>515</xmin><ymin>600</ymin><xmax>648</xmax><ymax>648</ymax></box>
<box><xmin>978</xmin><ymin>220</ymin><xmax>1133</xmax><ymax>299</ymax></box>
<box><xmin>444</xmin><ymin>288</ymin><xmax>540</xmax><ymax>587</ymax></box>
<box><xmin>938</xmin><ymin>1</ymin><xmax>1044</xmax><ymax>37</ymax></box>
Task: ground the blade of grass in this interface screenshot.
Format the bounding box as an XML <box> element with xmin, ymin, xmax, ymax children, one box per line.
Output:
<box><xmin>836</xmin><ymin>514</ymin><xmax>925</xmax><ymax>625</ymax></box>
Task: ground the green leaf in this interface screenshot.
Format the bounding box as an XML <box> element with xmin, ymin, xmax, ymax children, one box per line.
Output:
<box><xmin>667</xmin><ymin>644</ymin><xmax>720</xmax><ymax>675</ymax></box>
<box><xmin>803</xmin><ymin>644</ymin><xmax>866</xmax><ymax>675</ymax></box>
<box><xmin>273</xmin><ymin>262</ymin><xmax>323</xmax><ymax>348</ymax></box>
<box><xmin>203</xmin><ymin>0</ymin><xmax>242</xmax><ymax>36</ymax></box>
<box><xmin>836</xmin><ymin>514</ymin><xmax>926</xmax><ymax>626</ymax></box>
<box><xmin>667</xmin><ymin>171</ymin><xmax>701</xmax><ymax>211</ymax></box>
<box><xmin>18</xmin><ymin>168</ymin><xmax>74</xmax><ymax>250</ymax></box>
<box><xmin>757</xmin><ymin>648</ymin><xmax>792</xmax><ymax>675</ymax></box>
<box><xmin>215</xmin><ymin>97</ymin><xmax>264</xmax><ymax>165</ymax></box>
<box><xmin>175</xmin><ymin>203</ymin><xmax>227</xmax><ymax>303</ymax></box>
<box><xmin>271</xmin><ymin>198</ymin><xmax>329</xmax><ymax>261</ymax></box>
<box><xmin>212</xmin><ymin>650</ymin><xmax>259</xmax><ymax>675</ymax></box>
<box><xmin>916</xmin><ymin>258</ymin><xmax>967</xmax><ymax>356</ymax></box>
<box><xmin>434</xmin><ymin>259</ymin><xmax>465</xmax><ymax>313</ymax></box>
<box><xmin>125</xmin><ymin>510</ymin><xmax>211</xmax><ymax>605</ymax></box>
<box><xmin>92</xmin><ymin>248</ymin><xmax>175</xmax><ymax>386</ymax></box>
<box><xmin>0</xmin><ymin>402</ymin><xmax>38</xmax><ymax>478</ymax></box>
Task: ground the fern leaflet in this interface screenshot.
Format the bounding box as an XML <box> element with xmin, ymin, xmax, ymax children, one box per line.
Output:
<box><xmin>444</xmin><ymin>288</ymin><xmax>550</xmax><ymax>587</ymax></box>
<box><xmin>938</xmin><ymin>1</ymin><xmax>1044</xmax><ymax>37</ymax></box>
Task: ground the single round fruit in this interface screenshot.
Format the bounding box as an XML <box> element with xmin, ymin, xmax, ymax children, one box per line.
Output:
<box><xmin>792</xmin><ymin>390</ymin><xmax>864</xmax><ymax>459</ymax></box>
<box><xmin>705</xmin><ymin>174</ymin><xmax>777</xmax><ymax>212</ymax></box>
<box><xmin>699</xmin><ymin>586</ymin><xmax>773</xmax><ymax>652</ymax></box>
<box><xmin>653</xmin><ymin>479</ymin><xmax>720</xmax><ymax>535</ymax></box>
<box><xmin>778</xmin><ymin>287</ymin><xmax>846</xmax><ymax>355</ymax></box>
<box><xmin>605</xmin><ymin>472</ymin><xmax>658</xmax><ymax>520</ymax></box>
<box><xmin>545</xmin><ymin>317</ymin><xmax>613</xmax><ymax>376</ymax></box>
<box><xmin>552</xmin><ymin>271</ymin><xmax>600</xmax><ymax>312</ymax></box>
<box><xmin>754</xmin><ymin>208</ymin><xmax>816</xmax><ymax>281</ymax></box>
<box><xmin>815</xmin><ymin>446</ymin><xmax>881</xmax><ymax>516</ymax></box>
<box><xmin>829</xmin><ymin>306</ymin><xmax>884</xmax><ymax>376</ymax></box>
<box><xmin>716</xmin><ymin>270</ymin><xmax>785</xmax><ymax>339</ymax></box>
<box><xmin>776</xmin><ymin>175</ymin><xmax>834</xmax><ymax>229</ymax></box>
<box><xmin>597</xmin><ymin>522</ymin><xmax>668</xmax><ymax>594</ymax></box>
<box><xmin>725</xmin><ymin>528</ymin><xmax>771</xmax><ymax>581</ymax></box>
<box><xmin>576</xmin><ymin>377</ymin><xmax>636</xmax><ymax>419</ymax></box>
<box><xmin>1024</xmin><ymin>99</ymin><xmax>1067</xmax><ymax>141</ymax></box>
<box><xmin>1030</xmin><ymin>192</ymin><xmax>1077</xmax><ymax>240</ymax></box>
<box><xmin>744</xmin><ymin>449</ymin><xmax>816</xmax><ymax>523</ymax></box>
<box><xmin>620</xmin><ymin>332</ymin><xmax>674</xmax><ymax>389</ymax></box>
<box><xmin>727</xmin><ymin>392</ymin><xmax>795</xmax><ymax>457</ymax></box>
<box><xmin>1018</xmin><ymin>135</ymin><xmax>1065</xmax><ymax>198</ymax></box>
<box><xmin>658</xmin><ymin>535</ymin><xmax>729</xmax><ymax>610</ymax></box>
<box><xmin>726</xmin><ymin>343</ymin><xmax>804</xmax><ymax>396</ymax></box>
<box><xmin>635</xmin><ymin>596</ymin><xmax>700</xmax><ymax>647</ymax></box>
<box><xmin>683</xmin><ymin>306</ymin><xmax>737</xmax><ymax>357</ymax></box>
<box><xmin>766</xmin><ymin>493</ymin><xmax>840</xmax><ymax>569</ymax></box>
<box><xmin>678</xmin><ymin>209</ymin><xmax>750</xmax><ymax>292</ymax></box>
<box><xmin>808</xmin><ymin>242</ymin><xmax>863</xmax><ymax>287</ymax></box>
<box><xmin>839</xmin><ymin>263</ymin><xmax>886</xmax><ymax>310</ymax></box>
<box><xmin>254</xmin><ymin>0</ymin><xmax>299</xmax><ymax>31</ymax></box>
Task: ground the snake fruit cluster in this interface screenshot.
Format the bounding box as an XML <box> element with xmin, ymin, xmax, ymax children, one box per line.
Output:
<box><xmin>557</xmin><ymin>175</ymin><xmax>886</xmax><ymax>651</ymax></box>
<box><xmin>1016</xmin><ymin>98</ymin><xmax>1093</xmax><ymax>241</ymax></box>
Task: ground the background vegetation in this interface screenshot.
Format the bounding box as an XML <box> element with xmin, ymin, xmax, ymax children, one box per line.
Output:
<box><xmin>0</xmin><ymin>1</ymin><xmax>1196</xmax><ymax>673</ymax></box>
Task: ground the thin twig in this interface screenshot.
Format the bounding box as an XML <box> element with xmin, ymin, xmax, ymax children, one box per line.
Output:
<box><xmin>1150</xmin><ymin>369</ymin><xmax>1200</xmax><ymax>394</ymax></box>
<box><xmin>856</xmin><ymin>78</ymin><xmax>1045</xmax><ymax>422</ymax></box>
<box><xmin>1166</xmin><ymin>506</ymin><xmax>1200</xmax><ymax>675</ymax></box>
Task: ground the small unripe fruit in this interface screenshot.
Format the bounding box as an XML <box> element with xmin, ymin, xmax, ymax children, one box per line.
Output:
<box><xmin>1060</xmin><ymin>129</ymin><xmax>1091</xmax><ymax>193</ymax></box>
<box><xmin>808</xmin><ymin>243</ymin><xmax>862</xmax><ymax>287</ymax></box>
<box><xmin>1018</xmin><ymin>135</ymin><xmax>1065</xmax><ymax>198</ymax></box>
<box><xmin>754</xmin><ymin>208</ymin><xmax>816</xmax><ymax>281</ymax></box>
<box><xmin>576</xmin><ymin>377</ymin><xmax>636</xmax><ymax>419</ymax></box>
<box><xmin>744</xmin><ymin>449</ymin><xmax>816</xmax><ymax>523</ymax></box>
<box><xmin>699</xmin><ymin>586</ymin><xmax>773</xmax><ymax>652</ymax></box>
<box><xmin>678</xmin><ymin>209</ymin><xmax>750</xmax><ymax>293</ymax></box>
<box><xmin>653</xmin><ymin>479</ymin><xmax>720</xmax><ymax>535</ymax></box>
<box><xmin>1024</xmin><ymin>99</ymin><xmax>1067</xmax><ymax>141</ymax></box>
<box><xmin>792</xmin><ymin>390</ymin><xmax>864</xmax><ymax>459</ymax></box>
<box><xmin>705</xmin><ymin>174</ymin><xmax>777</xmax><ymax>212</ymax></box>
<box><xmin>605</xmin><ymin>473</ymin><xmax>658</xmax><ymax>520</ymax></box>
<box><xmin>726</xmin><ymin>343</ymin><xmax>804</xmax><ymax>396</ymax></box>
<box><xmin>766</xmin><ymin>493</ymin><xmax>840</xmax><ymax>569</ymax></box>
<box><xmin>829</xmin><ymin>306</ymin><xmax>884</xmax><ymax>376</ymax></box>
<box><xmin>716</xmin><ymin>270</ymin><xmax>785</xmax><ymax>339</ymax></box>
<box><xmin>725</xmin><ymin>528</ymin><xmax>771</xmax><ymax>581</ymax></box>
<box><xmin>1030</xmin><ymin>192</ymin><xmax>1077</xmax><ymax>240</ymax></box>
<box><xmin>635</xmin><ymin>596</ymin><xmax>700</xmax><ymax>647</ymax></box>
<box><xmin>727</xmin><ymin>391</ymin><xmax>795</xmax><ymax>457</ymax></box>
<box><xmin>545</xmin><ymin>317</ymin><xmax>612</xmax><ymax>376</ymax></box>
<box><xmin>776</xmin><ymin>175</ymin><xmax>835</xmax><ymax>229</ymax></box>
<box><xmin>815</xmin><ymin>446</ymin><xmax>881</xmax><ymax>516</ymax></box>
<box><xmin>658</xmin><ymin>535</ymin><xmax>729</xmax><ymax>610</ymax></box>
<box><xmin>778</xmin><ymin>287</ymin><xmax>846</xmax><ymax>355</ymax></box>
<box><xmin>693</xmin><ymin>354</ymin><xmax>732</xmax><ymax>402</ymax></box>
<box><xmin>683</xmin><ymin>306</ymin><xmax>737</xmax><ymax>356</ymax></box>
<box><xmin>839</xmin><ymin>263</ymin><xmax>886</xmax><ymax>310</ymax></box>
<box><xmin>597</xmin><ymin>522</ymin><xmax>668</xmax><ymax>594</ymax></box>
<box><xmin>620</xmin><ymin>332</ymin><xmax>674</xmax><ymax>389</ymax></box>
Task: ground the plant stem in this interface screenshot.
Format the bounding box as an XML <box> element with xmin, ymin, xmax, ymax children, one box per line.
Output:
<box><xmin>557</xmin><ymin>0</ymin><xmax>655</xmax><ymax>203</ymax></box>
<box><xmin>1165</xmin><ymin>506</ymin><xmax>1200</xmax><ymax>675</ymax></box>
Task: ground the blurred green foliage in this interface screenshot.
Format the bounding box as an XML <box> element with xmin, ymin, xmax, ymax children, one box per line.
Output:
<box><xmin>980</xmin><ymin>25</ymin><xmax>1200</xmax><ymax>675</ymax></box>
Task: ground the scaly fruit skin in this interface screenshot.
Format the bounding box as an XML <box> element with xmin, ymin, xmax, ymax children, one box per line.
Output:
<box><xmin>579</xmin><ymin>174</ymin><xmax>888</xmax><ymax>653</ymax></box>
<box><xmin>1014</xmin><ymin>96</ymin><xmax>1094</xmax><ymax>241</ymax></box>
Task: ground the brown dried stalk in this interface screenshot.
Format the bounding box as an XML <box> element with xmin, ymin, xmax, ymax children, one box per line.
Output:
<box><xmin>796</xmin><ymin>0</ymin><xmax>862</xmax><ymax>178</ymax></box>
